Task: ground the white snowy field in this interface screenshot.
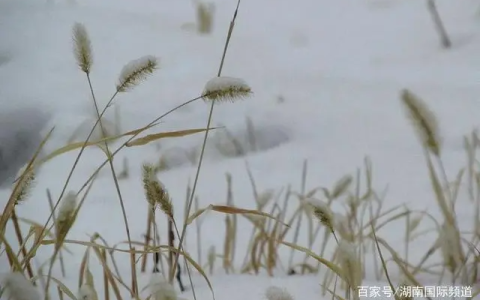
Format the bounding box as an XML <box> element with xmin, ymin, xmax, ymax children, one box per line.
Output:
<box><xmin>1</xmin><ymin>0</ymin><xmax>480</xmax><ymax>299</ymax></box>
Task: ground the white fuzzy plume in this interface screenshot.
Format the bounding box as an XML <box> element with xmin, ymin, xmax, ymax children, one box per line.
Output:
<box><xmin>306</xmin><ymin>198</ymin><xmax>334</xmax><ymax>230</ymax></box>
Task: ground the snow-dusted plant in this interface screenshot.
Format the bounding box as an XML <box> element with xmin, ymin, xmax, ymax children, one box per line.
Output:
<box><xmin>11</xmin><ymin>163</ymin><xmax>36</xmax><ymax>205</ymax></box>
<box><xmin>202</xmin><ymin>76</ymin><xmax>252</xmax><ymax>103</ymax></box>
<box><xmin>142</xmin><ymin>163</ymin><xmax>173</xmax><ymax>219</ymax></box>
<box><xmin>78</xmin><ymin>284</ymin><xmax>97</xmax><ymax>300</ymax></box>
<box><xmin>55</xmin><ymin>191</ymin><xmax>78</xmax><ymax>246</ymax></box>
<box><xmin>78</xmin><ymin>268</ymin><xmax>99</xmax><ymax>300</ymax></box>
<box><xmin>437</xmin><ymin>222</ymin><xmax>466</xmax><ymax>281</ymax></box>
<box><xmin>306</xmin><ymin>198</ymin><xmax>334</xmax><ymax>233</ymax></box>
<box><xmin>116</xmin><ymin>55</ymin><xmax>158</xmax><ymax>92</ymax></box>
<box><xmin>337</xmin><ymin>240</ymin><xmax>362</xmax><ymax>299</ymax></box>
<box><xmin>44</xmin><ymin>191</ymin><xmax>79</xmax><ymax>298</ymax></box>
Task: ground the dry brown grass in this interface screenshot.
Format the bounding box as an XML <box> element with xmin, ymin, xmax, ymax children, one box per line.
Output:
<box><xmin>4</xmin><ymin>90</ymin><xmax>480</xmax><ymax>299</ymax></box>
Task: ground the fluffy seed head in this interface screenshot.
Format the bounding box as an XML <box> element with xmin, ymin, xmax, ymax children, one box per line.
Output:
<box><xmin>2</xmin><ymin>272</ymin><xmax>40</xmax><ymax>300</ymax></box>
<box><xmin>142</xmin><ymin>164</ymin><xmax>173</xmax><ymax>218</ymax></box>
<box><xmin>116</xmin><ymin>56</ymin><xmax>158</xmax><ymax>92</ymax></box>
<box><xmin>55</xmin><ymin>191</ymin><xmax>77</xmax><ymax>247</ymax></box>
<box><xmin>307</xmin><ymin>198</ymin><xmax>334</xmax><ymax>232</ymax></box>
<box><xmin>401</xmin><ymin>89</ymin><xmax>441</xmax><ymax>156</ymax></box>
<box><xmin>72</xmin><ymin>23</ymin><xmax>93</xmax><ymax>74</ymax></box>
<box><xmin>142</xmin><ymin>164</ymin><xmax>157</xmax><ymax>207</ymax></box>
<box><xmin>265</xmin><ymin>286</ymin><xmax>294</xmax><ymax>300</ymax></box>
<box><xmin>12</xmin><ymin>164</ymin><xmax>36</xmax><ymax>205</ymax></box>
<box><xmin>202</xmin><ymin>76</ymin><xmax>252</xmax><ymax>103</ymax></box>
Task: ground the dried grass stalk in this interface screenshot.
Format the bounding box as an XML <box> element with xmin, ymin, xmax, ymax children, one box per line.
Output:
<box><xmin>401</xmin><ymin>89</ymin><xmax>441</xmax><ymax>156</ymax></box>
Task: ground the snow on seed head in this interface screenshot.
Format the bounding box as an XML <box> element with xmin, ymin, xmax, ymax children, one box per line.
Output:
<box><xmin>337</xmin><ymin>240</ymin><xmax>362</xmax><ymax>290</ymax></box>
<box><xmin>55</xmin><ymin>191</ymin><xmax>77</xmax><ymax>248</ymax></box>
<box><xmin>306</xmin><ymin>198</ymin><xmax>334</xmax><ymax>232</ymax></box>
<box><xmin>116</xmin><ymin>56</ymin><xmax>159</xmax><ymax>93</ymax></box>
<box><xmin>202</xmin><ymin>76</ymin><xmax>252</xmax><ymax>103</ymax></box>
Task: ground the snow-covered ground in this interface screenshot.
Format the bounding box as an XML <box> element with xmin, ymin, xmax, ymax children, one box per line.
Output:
<box><xmin>1</xmin><ymin>0</ymin><xmax>480</xmax><ymax>299</ymax></box>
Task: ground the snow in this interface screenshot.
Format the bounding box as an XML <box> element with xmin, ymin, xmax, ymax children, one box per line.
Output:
<box><xmin>265</xmin><ymin>286</ymin><xmax>294</xmax><ymax>300</ymax></box>
<box><xmin>1</xmin><ymin>272</ymin><xmax>41</xmax><ymax>300</ymax></box>
<box><xmin>1</xmin><ymin>0</ymin><xmax>480</xmax><ymax>299</ymax></box>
